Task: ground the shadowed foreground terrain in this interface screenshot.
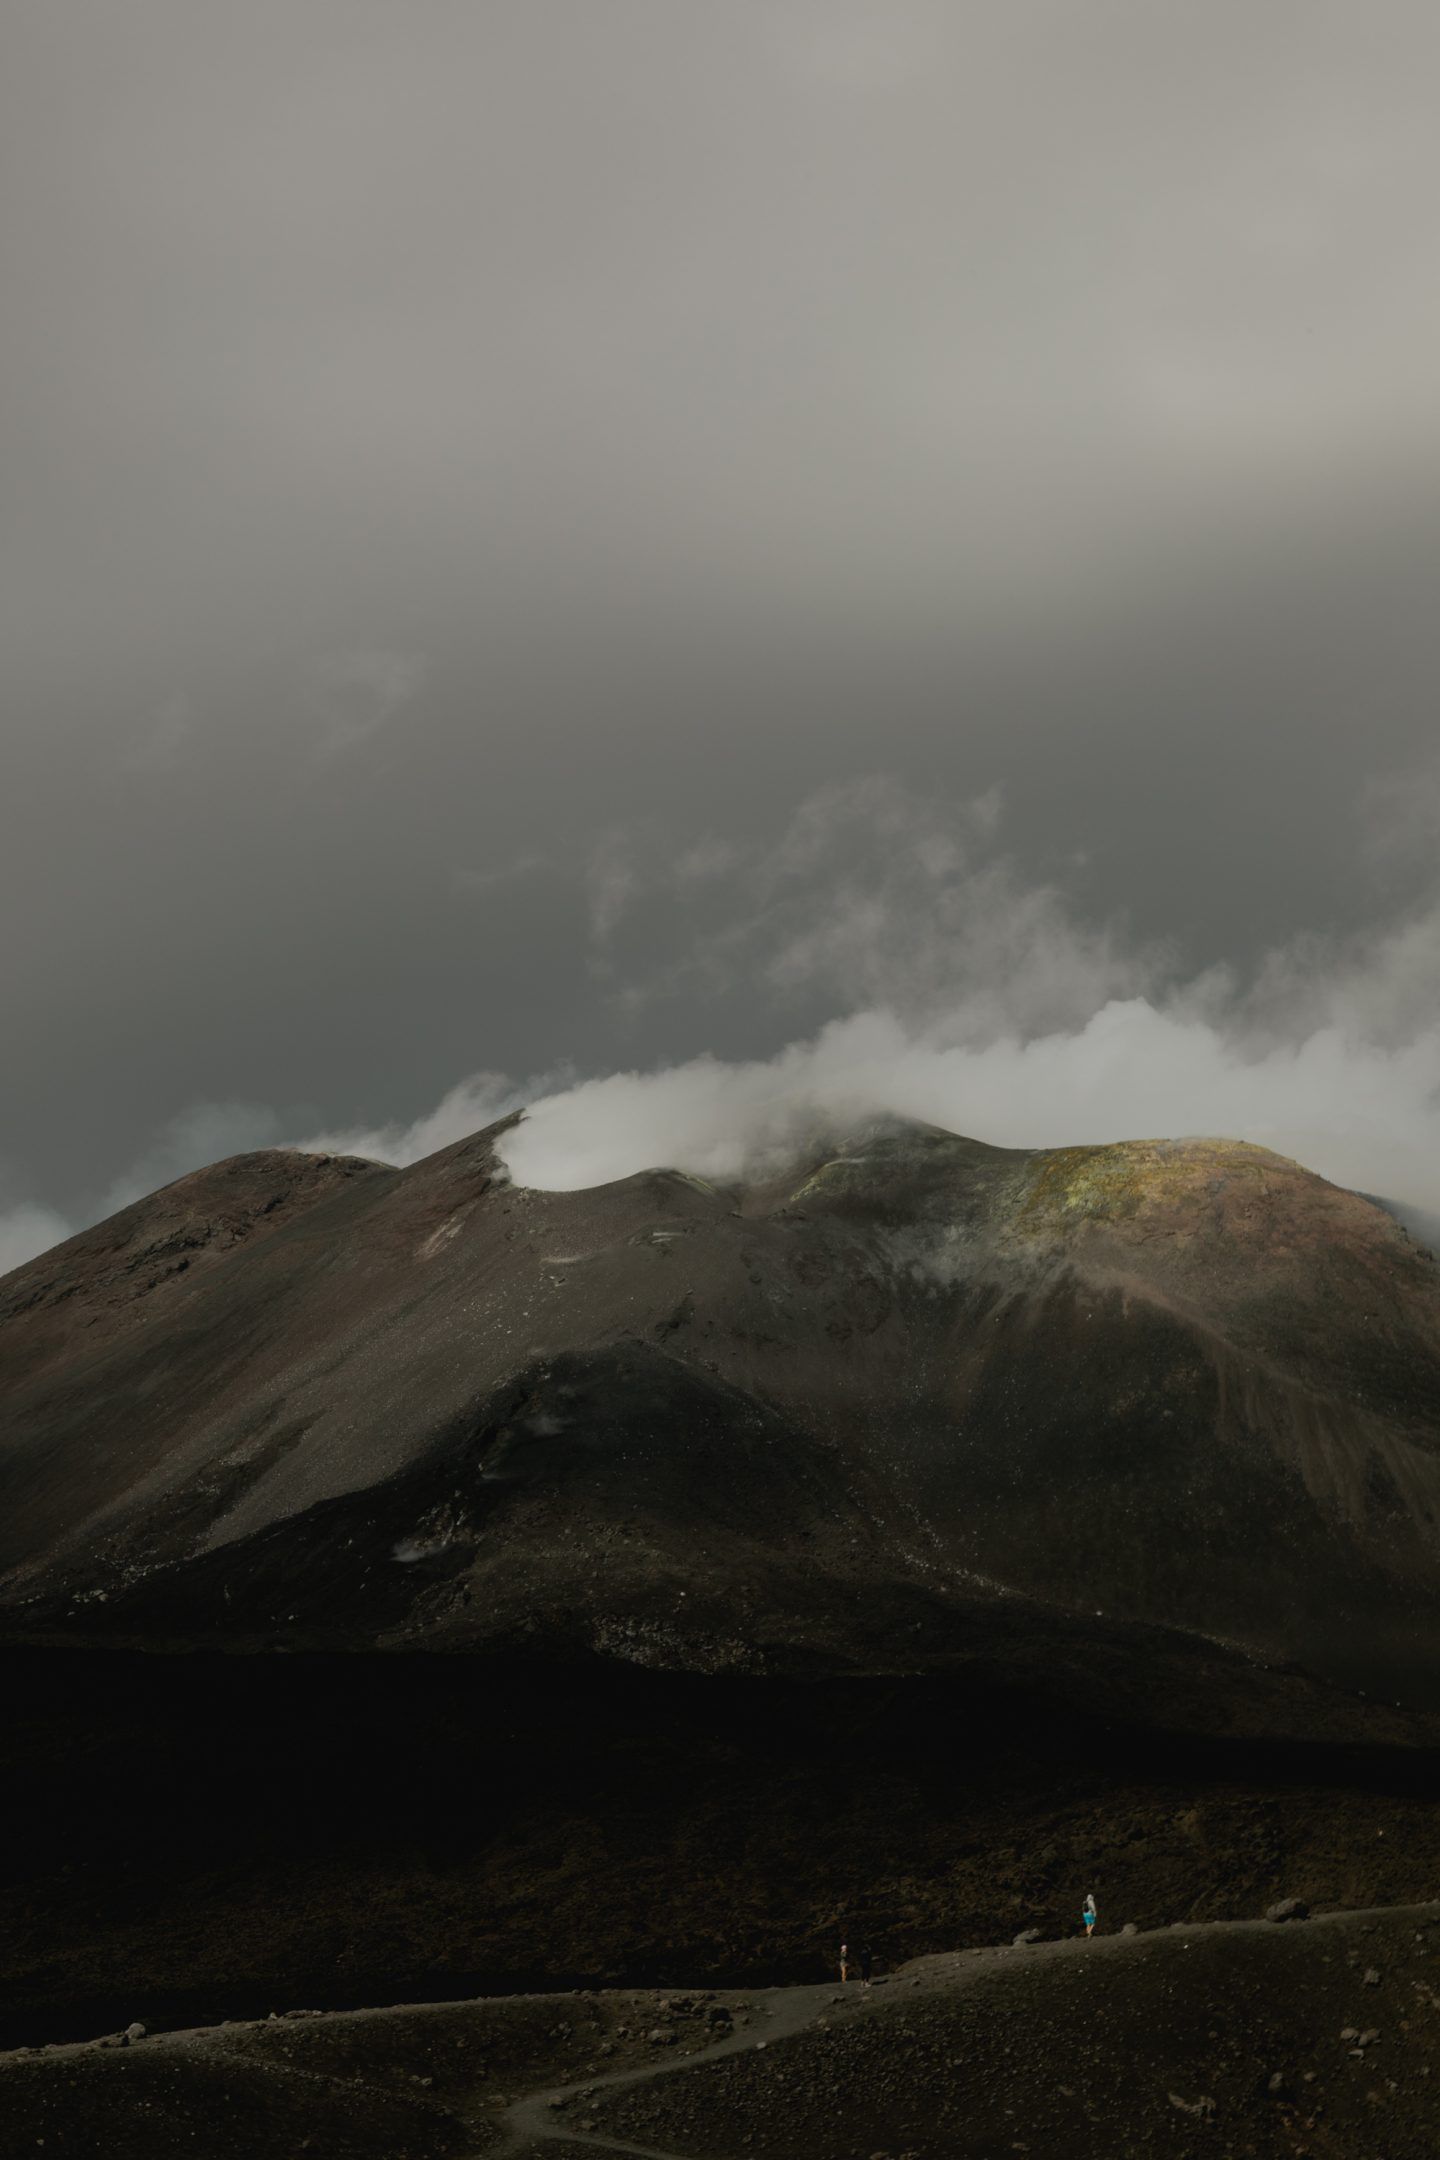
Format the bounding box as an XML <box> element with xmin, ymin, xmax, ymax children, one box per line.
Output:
<box><xmin>6</xmin><ymin>1652</ymin><xmax>1440</xmax><ymax>2053</ymax></box>
<box><xmin>6</xmin><ymin>1904</ymin><xmax>1440</xmax><ymax>2159</ymax></box>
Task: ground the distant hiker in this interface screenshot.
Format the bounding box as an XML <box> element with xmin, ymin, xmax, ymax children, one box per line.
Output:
<box><xmin>839</xmin><ymin>1939</ymin><xmax>850</xmax><ymax>1984</ymax></box>
<box><xmin>857</xmin><ymin>1942</ymin><xmax>873</xmax><ymax>1990</ymax></box>
<box><xmin>1082</xmin><ymin>1894</ymin><xmax>1098</xmax><ymax>1940</ymax></box>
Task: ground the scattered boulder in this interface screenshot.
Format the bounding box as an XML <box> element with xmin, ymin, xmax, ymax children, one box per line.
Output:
<box><xmin>1266</xmin><ymin>1898</ymin><xmax>1309</xmax><ymax>1924</ymax></box>
<box><xmin>647</xmin><ymin>2027</ymin><xmax>677</xmax><ymax>2046</ymax></box>
<box><xmin>1012</xmin><ymin>1928</ymin><xmax>1042</xmax><ymax>1946</ymax></box>
<box><xmin>1120</xmin><ymin>1923</ymin><xmax>1138</xmax><ymax>1937</ymax></box>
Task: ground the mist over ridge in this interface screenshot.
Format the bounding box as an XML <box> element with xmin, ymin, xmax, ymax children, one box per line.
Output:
<box><xmin>289</xmin><ymin>770</ymin><xmax>1440</xmax><ymax>1227</ymax></box>
<box><xmin>8</xmin><ymin>762</ymin><xmax>1439</xmax><ymax>1275</ymax></box>
<box><xmin>487</xmin><ymin>1000</ymin><xmax>1440</xmax><ymax>1217</ymax></box>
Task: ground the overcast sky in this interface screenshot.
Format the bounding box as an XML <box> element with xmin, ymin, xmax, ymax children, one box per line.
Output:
<box><xmin>4</xmin><ymin>2</ymin><xmax>1440</xmax><ymax>1262</ymax></box>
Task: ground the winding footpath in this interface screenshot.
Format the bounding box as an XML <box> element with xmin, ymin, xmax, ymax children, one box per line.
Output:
<box><xmin>485</xmin><ymin>1900</ymin><xmax>1440</xmax><ymax>2160</ymax></box>
<box><xmin>493</xmin><ymin>1979</ymin><xmax>838</xmax><ymax>2159</ymax></box>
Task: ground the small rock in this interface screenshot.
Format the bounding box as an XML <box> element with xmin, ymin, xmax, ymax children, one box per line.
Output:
<box><xmin>1169</xmin><ymin>2093</ymin><xmax>1216</xmax><ymax>2119</ymax></box>
<box><xmin>1340</xmin><ymin>2027</ymin><xmax>1360</xmax><ymax>2041</ymax></box>
<box><xmin>647</xmin><ymin>2027</ymin><xmax>677</xmax><ymax>2046</ymax></box>
<box><xmin>1120</xmin><ymin>1923</ymin><xmax>1138</xmax><ymax>1937</ymax></box>
<box><xmin>1364</xmin><ymin>1967</ymin><xmax>1382</xmax><ymax>1986</ymax></box>
<box><xmin>1012</xmin><ymin>1928</ymin><xmax>1041</xmax><ymax>1947</ymax></box>
<box><xmin>1266</xmin><ymin>1898</ymin><xmax>1309</xmax><ymax>1924</ymax></box>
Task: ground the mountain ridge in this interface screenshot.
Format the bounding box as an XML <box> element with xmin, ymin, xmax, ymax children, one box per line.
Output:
<box><xmin>2</xmin><ymin>1114</ymin><xmax>1438</xmax><ymax>1721</ymax></box>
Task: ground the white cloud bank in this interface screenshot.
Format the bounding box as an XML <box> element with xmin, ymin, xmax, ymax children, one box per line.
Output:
<box><xmin>496</xmin><ymin>1001</ymin><xmax>1440</xmax><ymax>1213</ymax></box>
<box><xmin>5</xmin><ymin>776</ymin><xmax>1440</xmax><ymax>1276</ymax></box>
<box><xmin>316</xmin><ymin>775</ymin><xmax>1440</xmax><ymax>1218</ymax></box>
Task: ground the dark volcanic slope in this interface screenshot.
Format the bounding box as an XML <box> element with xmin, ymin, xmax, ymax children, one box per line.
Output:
<box><xmin>2</xmin><ymin>1115</ymin><xmax>1439</xmax><ymax>1707</ymax></box>
<box><xmin>0</xmin><ymin>1147</ymin><xmax>388</xmax><ymax>1394</ymax></box>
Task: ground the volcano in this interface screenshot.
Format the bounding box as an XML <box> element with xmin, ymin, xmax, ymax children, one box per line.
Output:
<box><xmin>7</xmin><ymin>1114</ymin><xmax>1440</xmax><ymax>2051</ymax></box>
<box><xmin>3</xmin><ymin>1114</ymin><xmax>1439</xmax><ymax>1712</ymax></box>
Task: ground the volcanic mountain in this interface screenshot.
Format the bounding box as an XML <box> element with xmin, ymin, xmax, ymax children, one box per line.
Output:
<box><xmin>3</xmin><ymin>1114</ymin><xmax>1439</xmax><ymax>1713</ymax></box>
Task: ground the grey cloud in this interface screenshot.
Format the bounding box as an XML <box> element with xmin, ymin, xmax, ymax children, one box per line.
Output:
<box><xmin>673</xmin><ymin>840</ymin><xmax>742</xmax><ymax>886</ymax></box>
<box><xmin>5</xmin><ymin>4</ymin><xmax>1440</xmax><ymax>1242</ymax></box>
<box><xmin>450</xmin><ymin>854</ymin><xmax>552</xmax><ymax>895</ymax></box>
<box><xmin>306</xmin><ymin>649</ymin><xmax>426</xmax><ymax>761</ymax></box>
<box><xmin>7</xmin><ymin>1</ymin><xmax>1440</xmax><ymax>686</ymax></box>
<box><xmin>585</xmin><ymin>831</ymin><xmax>641</xmax><ymax>949</ymax></box>
<box><xmin>586</xmin><ymin>777</ymin><xmax>1158</xmax><ymax>1032</ymax></box>
<box><xmin>0</xmin><ymin>1203</ymin><xmax>73</xmax><ymax>1277</ymax></box>
<box><xmin>120</xmin><ymin>692</ymin><xmax>196</xmax><ymax>774</ymax></box>
<box><xmin>1363</xmin><ymin>756</ymin><xmax>1440</xmax><ymax>879</ymax></box>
